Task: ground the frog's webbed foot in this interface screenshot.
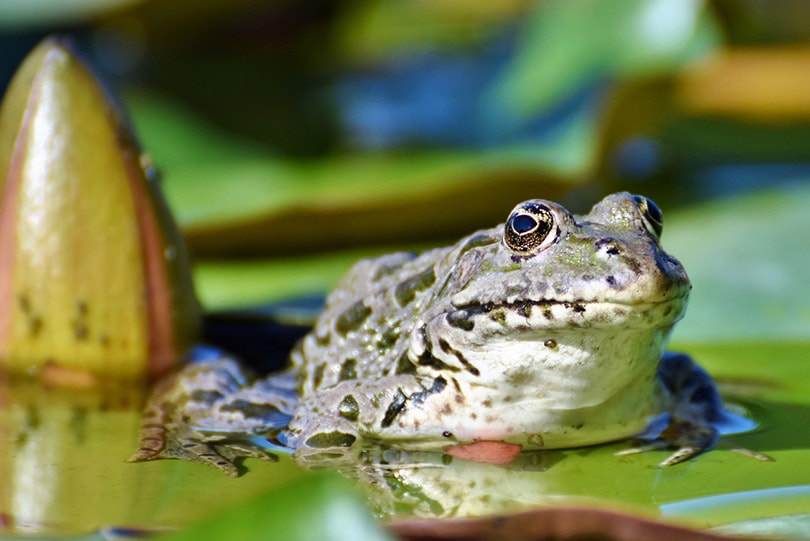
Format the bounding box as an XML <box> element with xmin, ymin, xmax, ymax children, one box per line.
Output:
<box><xmin>616</xmin><ymin>417</ymin><xmax>719</xmax><ymax>467</ymax></box>
<box><xmin>128</xmin><ymin>346</ymin><xmax>296</xmax><ymax>476</ymax></box>
<box><xmin>618</xmin><ymin>351</ymin><xmax>771</xmax><ymax>467</ymax></box>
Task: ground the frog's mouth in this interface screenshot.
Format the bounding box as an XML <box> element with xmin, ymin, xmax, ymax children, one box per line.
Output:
<box><xmin>450</xmin><ymin>296</ymin><xmax>687</xmax><ymax>330</ymax></box>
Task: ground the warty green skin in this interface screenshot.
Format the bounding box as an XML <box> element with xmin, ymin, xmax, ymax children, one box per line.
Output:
<box><xmin>131</xmin><ymin>192</ymin><xmax>726</xmax><ymax>476</ymax></box>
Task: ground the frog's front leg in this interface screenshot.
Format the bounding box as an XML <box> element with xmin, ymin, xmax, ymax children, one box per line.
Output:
<box><xmin>283</xmin><ymin>374</ymin><xmax>447</xmax><ymax>465</ymax></box>
<box><xmin>129</xmin><ymin>347</ymin><xmax>297</xmax><ymax>476</ymax></box>
<box><xmin>621</xmin><ymin>351</ymin><xmax>726</xmax><ymax>466</ymax></box>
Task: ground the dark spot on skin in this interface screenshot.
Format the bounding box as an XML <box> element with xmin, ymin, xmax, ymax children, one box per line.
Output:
<box><xmin>440</xmin><ymin>404</ymin><xmax>453</xmax><ymax>415</ymax></box>
<box><xmin>18</xmin><ymin>295</ymin><xmax>31</xmax><ymax>313</ymax></box>
<box><xmin>574</xmin><ymin>422</ymin><xmax>585</xmax><ymax>429</ymax></box>
<box><xmin>489</xmin><ymin>310</ymin><xmax>506</xmax><ymax>324</ymax></box>
<box><xmin>482</xmin><ymin>399</ymin><xmax>493</xmax><ymax>408</ymax></box>
<box><xmin>417</xmin><ymin>351</ymin><xmax>456</xmax><ymax>371</ymax></box>
<box><xmin>305</xmin><ymin>431</ymin><xmax>357</xmax><ymax>449</ymax></box>
<box><xmin>385</xmin><ymin>376</ymin><xmax>451</xmax><ymax>429</ymax></box>
<box><xmin>395</xmin><ymin>267</ymin><xmax>437</xmax><ymax>307</ymax></box>
<box><xmin>443</xmin><ymin>431</ymin><xmax>453</xmax><ymax>438</ymax></box>
<box><xmin>190</xmin><ymin>390</ymin><xmax>224</xmax><ymax>404</ymax></box>
<box><xmin>572</xmin><ymin>303</ymin><xmax>586</xmax><ymax>314</ymax></box>
<box><xmin>220</xmin><ymin>400</ymin><xmax>281</xmax><ymax>420</ymax></box>
<box><xmin>338</xmin><ymin>395</ymin><xmax>359</xmax><ymax>422</ymax></box>
<box><xmin>76</xmin><ymin>301</ymin><xmax>88</xmax><ymax>316</ymax></box>
<box><xmin>454</xmin><ymin>394</ymin><xmax>464</xmax><ymax>404</ymax></box>
<box><xmin>315</xmin><ymin>332</ymin><xmax>330</xmax><ymax>347</ymax></box>
<box><xmin>580</xmin><ymin>274</ymin><xmax>593</xmax><ymax>281</ymax></box>
<box><xmin>412</xmin><ymin>377</ymin><xmax>448</xmax><ymax>404</ymax></box>
<box><xmin>542</xmin><ymin>307</ymin><xmax>553</xmax><ymax>319</ymax></box>
<box><xmin>544</xmin><ymin>339</ymin><xmax>557</xmax><ymax>348</ymax></box>
<box><xmin>606</xmin><ymin>275</ymin><xmax>618</xmax><ymax>287</ymax></box>
<box><xmin>517</xmin><ymin>304</ymin><xmax>531</xmax><ymax>318</ymax></box>
<box><xmin>446</xmin><ymin>311</ymin><xmax>475</xmax><ymax>331</ymax></box>
<box><xmin>339</xmin><ymin>358</ymin><xmax>358</xmax><ymax>381</ymax></box>
<box><xmin>596</xmin><ymin>238</ymin><xmax>621</xmax><ymax>256</ymax></box>
<box><xmin>335</xmin><ymin>301</ymin><xmax>372</xmax><ymax>336</ymax></box>
<box><xmin>377</xmin><ymin>326</ymin><xmax>401</xmax><ymax>351</ymax></box>
<box><xmin>99</xmin><ymin>334</ymin><xmax>110</xmax><ymax>348</ymax></box>
<box><xmin>438</xmin><ymin>339</ymin><xmax>480</xmax><ymax>376</ymax></box>
<box><xmin>395</xmin><ymin>352</ymin><xmax>417</xmax><ymax>375</ymax></box>
<box><xmin>312</xmin><ymin>363</ymin><xmax>326</xmax><ymax>389</ymax></box>
<box><xmin>381</xmin><ymin>389</ymin><xmax>408</xmax><ymax>428</ymax></box>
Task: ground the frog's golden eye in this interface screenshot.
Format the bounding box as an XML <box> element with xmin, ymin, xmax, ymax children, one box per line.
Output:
<box><xmin>504</xmin><ymin>202</ymin><xmax>557</xmax><ymax>255</ymax></box>
<box><xmin>632</xmin><ymin>195</ymin><xmax>663</xmax><ymax>238</ymax></box>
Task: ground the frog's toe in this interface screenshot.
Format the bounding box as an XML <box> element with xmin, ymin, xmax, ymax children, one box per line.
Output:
<box><xmin>128</xmin><ymin>430</ymin><xmax>241</xmax><ymax>476</ymax></box>
<box><xmin>178</xmin><ymin>440</ymin><xmax>242</xmax><ymax>476</ymax></box>
<box><xmin>215</xmin><ymin>440</ymin><xmax>280</xmax><ymax>465</ymax></box>
<box><xmin>659</xmin><ymin>446</ymin><xmax>701</xmax><ymax>467</ymax></box>
<box><xmin>617</xmin><ymin>418</ymin><xmax>719</xmax><ymax>466</ymax></box>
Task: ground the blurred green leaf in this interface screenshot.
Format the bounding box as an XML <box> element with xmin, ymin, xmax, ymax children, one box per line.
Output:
<box><xmin>490</xmin><ymin>0</ymin><xmax>722</xmax><ymax>116</ymax></box>
<box><xmin>161</xmin><ymin>472</ymin><xmax>392</xmax><ymax>541</ymax></box>
<box><xmin>0</xmin><ymin>0</ymin><xmax>143</xmax><ymax>29</ymax></box>
<box><xmin>667</xmin><ymin>186</ymin><xmax>810</xmax><ymax>342</ymax></box>
<box><xmin>126</xmin><ymin>90</ymin><xmax>585</xmax><ymax>257</ymax></box>
<box><xmin>335</xmin><ymin>0</ymin><xmax>527</xmax><ymax>63</ymax></box>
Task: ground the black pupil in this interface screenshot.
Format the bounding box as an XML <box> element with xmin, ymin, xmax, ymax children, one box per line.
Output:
<box><xmin>511</xmin><ymin>214</ymin><xmax>537</xmax><ymax>234</ymax></box>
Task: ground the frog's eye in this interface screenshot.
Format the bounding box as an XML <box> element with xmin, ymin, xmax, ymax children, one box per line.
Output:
<box><xmin>504</xmin><ymin>202</ymin><xmax>557</xmax><ymax>255</ymax></box>
<box><xmin>632</xmin><ymin>195</ymin><xmax>663</xmax><ymax>238</ymax></box>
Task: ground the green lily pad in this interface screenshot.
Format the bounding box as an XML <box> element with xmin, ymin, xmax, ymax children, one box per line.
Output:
<box><xmin>125</xmin><ymin>88</ymin><xmax>590</xmax><ymax>257</ymax></box>
<box><xmin>161</xmin><ymin>472</ymin><xmax>392</xmax><ymax>541</ymax></box>
<box><xmin>666</xmin><ymin>186</ymin><xmax>810</xmax><ymax>342</ymax></box>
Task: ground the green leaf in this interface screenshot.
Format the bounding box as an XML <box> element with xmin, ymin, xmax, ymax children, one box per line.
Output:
<box><xmin>666</xmin><ymin>186</ymin><xmax>810</xmax><ymax>342</ymax></box>
<box><xmin>490</xmin><ymin>0</ymin><xmax>722</xmax><ymax>116</ymax></box>
<box><xmin>161</xmin><ymin>472</ymin><xmax>392</xmax><ymax>541</ymax></box>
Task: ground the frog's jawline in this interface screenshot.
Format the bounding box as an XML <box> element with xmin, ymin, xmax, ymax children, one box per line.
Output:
<box><xmin>453</xmin><ymin>297</ymin><xmax>681</xmax><ymax>313</ymax></box>
<box><xmin>449</xmin><ymin>297</ymin><xmax>686</xmax><ymax>330</ymax></box>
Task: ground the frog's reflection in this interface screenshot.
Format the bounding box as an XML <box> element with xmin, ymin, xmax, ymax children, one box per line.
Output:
<box><xmin>309</xmin><ymin>449</ymin><xmax>566</xmax><ymax>518</ymax></box>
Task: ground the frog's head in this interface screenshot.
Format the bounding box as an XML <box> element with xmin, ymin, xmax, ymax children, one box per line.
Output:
<box><xmin>441</xmin><ymin>191</ymin><xmax>690</xmax><ymax>333</ymax></box>
<box><xmin>411</xmin><ymin>193</ymin><xmax>691</xmax><ymax>437</ymax></box>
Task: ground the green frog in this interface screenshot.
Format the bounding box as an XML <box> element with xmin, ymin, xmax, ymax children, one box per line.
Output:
<box><xmin>130</xmin><ymin>192</ymin><xmax>740</xmax><ymax>476</ymax></box>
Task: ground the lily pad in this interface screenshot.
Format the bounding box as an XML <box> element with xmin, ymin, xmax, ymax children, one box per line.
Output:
<box><xmin>124</xmin><ymin>78</ymin><xmax>591</xmax><ymax>257</ymax></box>
<box><xmin>666</xmin><ymin>186</ymin><xmax>810</xmax><ymax>342</ymax></box>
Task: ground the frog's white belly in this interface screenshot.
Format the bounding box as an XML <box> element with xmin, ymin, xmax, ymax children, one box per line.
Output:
<box><xmin>374</xmin><ymin>327</ymin><xmax>671</xmax><ymax>450</ymax></box>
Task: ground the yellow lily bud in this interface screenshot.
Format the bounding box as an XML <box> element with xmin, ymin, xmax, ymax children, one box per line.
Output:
<box><xmin>0</xmin><ymin>38</ymin><xmax>200</xmax><ymax>380</ymax></box>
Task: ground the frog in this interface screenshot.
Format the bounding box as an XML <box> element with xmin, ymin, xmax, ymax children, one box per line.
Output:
<box><xmin>130</xmin><ymin>192</ymin><xmax>738</xmax><ymax>476</ymax></box>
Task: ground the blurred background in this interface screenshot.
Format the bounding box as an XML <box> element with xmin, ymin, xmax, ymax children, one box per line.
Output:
<box><xmin>1</xmin><ymin>0</ymin><xmax>808</xmax><ymax>343</ymax></box>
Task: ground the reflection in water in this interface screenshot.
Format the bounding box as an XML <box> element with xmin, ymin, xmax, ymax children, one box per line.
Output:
<box><xmin>318</xmin><ymin>398</ymin><xmax>774</xmax><ymax>520</ymax></box>
<box><xmin>342</xmin><ymin>450</ymin><xmax>563</xmax><ymax>519</ymax></box>
<box><xmin>0</xmin><ymin>375</ymin><xmax>146</xmax><ymax>534</ymax></box>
